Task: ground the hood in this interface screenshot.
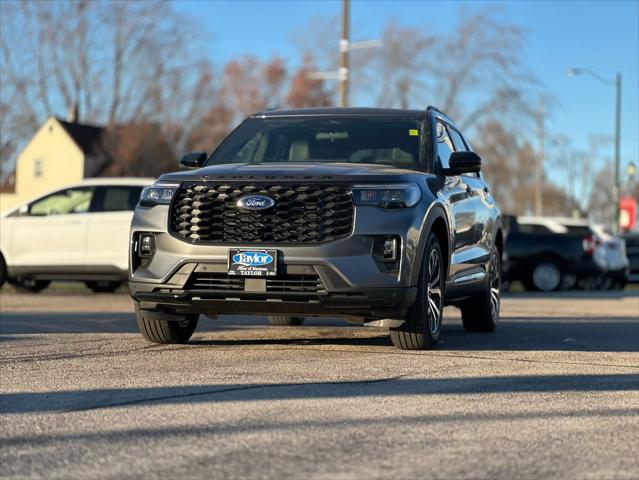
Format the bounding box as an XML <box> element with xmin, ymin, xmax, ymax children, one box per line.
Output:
<box><xmin>158</xmin><ymin>162</ymin><xmax>426</xmax><ymax>183</ymax></box>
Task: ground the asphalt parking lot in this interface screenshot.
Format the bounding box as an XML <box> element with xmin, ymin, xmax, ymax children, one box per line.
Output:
<box><xmin>1</xmin><ymin>290</ymin><xmax>638</xmax><ymax>479</ymax></box>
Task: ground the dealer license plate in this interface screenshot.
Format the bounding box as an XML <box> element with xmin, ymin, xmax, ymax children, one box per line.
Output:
<box><xmin>228</xmin><ymin>248</ymin><xmax>277</xmax><ymax>277</ymax></box>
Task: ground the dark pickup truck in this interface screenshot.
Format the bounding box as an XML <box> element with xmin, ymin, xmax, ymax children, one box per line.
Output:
<box><xmin>503</xmin><ymin>216</ymin><xmax>606</xmax><ymax>291</ymax></box>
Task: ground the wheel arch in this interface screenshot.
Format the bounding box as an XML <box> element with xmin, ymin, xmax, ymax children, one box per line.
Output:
<box><xmin>495</xmin><ymin>228</ymin><xmax>504</xmax><ymax>260</ymax></box>
<box><xmin>411</xmin><ymin>203</ymin><xmax>451</xmax><ymax>285</ymax></box>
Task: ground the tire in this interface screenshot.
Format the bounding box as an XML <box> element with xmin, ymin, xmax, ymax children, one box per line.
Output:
<box><xmin>268</xmin><ymin>316</ymin><xmax>305</xmax><ymax>326</ymax></box>
<box><xmin>460</xmin><ymin>249</ymin><xmax>500</xmax><ymax>332</ymax></box>
<box><xmin>135</xmin><ymin>303</ymin><xmax>199</xmax><ymax>344</ymax></box>
<box><xmin>525</xmin><ymin>258</ymin><xmax>562</xmax><ymax>292</ymax></box>
<box><xmin>14</xmin><ymin>279</ymin><xmax>50</xmax><ymax>293</ymax></box>
<box><xmin>85</xmin><ymin>280</ymin><xmax>122</xmax><ymax>293</ymax></box>
<box><xmin>559</xmin><ymin>273</ymin><xmax>577</xmax><ymax>291</ymax></box>
<box><xmin>390</xmin><ymin>233</ymin><xmax>443</xmax><ymax>350</ymax></box>
<box><xmin>609</xmin><ymin>279</ymin><xmax>627</xmax><ymax>290</ymax></box>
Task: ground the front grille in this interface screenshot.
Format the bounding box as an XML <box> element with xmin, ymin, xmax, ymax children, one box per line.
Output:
<box><xmin>187</xmin><ymin>273</ymin><xmax>244</xmax><ymax>291</ymax></box>
<box><xmin>170</xmin><ymin>183</ymin><xmax>354</xmax><ymax>243</ymax></box>
<box><xmin>186</xmin><ymin>272</ymin><xmax>325</xmax><ymax>294</ymax></box>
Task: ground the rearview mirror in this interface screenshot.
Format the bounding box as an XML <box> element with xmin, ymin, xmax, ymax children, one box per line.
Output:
<box><xmin>444</xmin><ymin>151</ymin><xmax>481</xmax><ymax>175</ymax></box>
<box><xmin>180</xmin><ymin>152</ymin><xmax>207</xmax><ymax>169</ymax></box>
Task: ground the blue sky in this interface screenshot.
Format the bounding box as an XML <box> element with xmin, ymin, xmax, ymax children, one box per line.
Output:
<box><xmin>174</xmin><ymin>0</ymin><xmax>638</xmax><ymax>175</ymax></box>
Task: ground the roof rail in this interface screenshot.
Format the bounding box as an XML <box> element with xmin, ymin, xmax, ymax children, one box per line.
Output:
<box><xmin>426</xmin><ymin>105</ymin><xmax>447</xmax><ymax>116</ymax></box>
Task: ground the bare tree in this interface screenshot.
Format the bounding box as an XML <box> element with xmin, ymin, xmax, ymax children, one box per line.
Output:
<box><xmin>220</xmin><ymin>55</ymin><xmax>287</xmax><ymax>122</ymax></box>
<box><xmin>286</xmin><ymin>54</ymin><xmax>333</xmax><ymax>108</ymax></box>
<box><xmin>373</xmin><ymin>20</ymin><xmax>436</xmax><ymax>109</ymax></box>
<box><xmin>0</xmin><ymin>0</ymin><xmax>208</xmax><ymax>174</ymax></box>
<box><xmin>474</xmin><ymin>120</ymin><xmax>577</xmax><ymax>216</ymax></box>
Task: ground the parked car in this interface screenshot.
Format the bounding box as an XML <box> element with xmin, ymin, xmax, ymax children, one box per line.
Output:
<box><xmin>129</xmin><ymin>107</ymin><xmax>503</xmax><ymax>350</ymax></box>
<box><xmin>621</xmin><ymin>233</ymin><xmax>639</xmax><ymax>283</ymax></box>
<box><xmin>503</xmin><ymin>215</ymin><xmax>607</xmax><ymax>291</ymax></box>
<box><xmin>558</xmin><ymin>219</ymin><xmax>629</xmax><ymax>289</ymax></box>
<box><xmin>0</xmin><ymin>178</ymin><xmax>154</xmax><ymax>292</ymax></box>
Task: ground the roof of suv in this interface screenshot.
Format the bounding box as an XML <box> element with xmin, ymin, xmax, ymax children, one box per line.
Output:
<box><xmin>253</xmin><ymin>107</ymin><xmax>428</xmax><ymax>118</ymax></box>
<box><xmin>74</xmin><ymin>177</ymin><xmax>155</xmax><ymax>187</ymax></box>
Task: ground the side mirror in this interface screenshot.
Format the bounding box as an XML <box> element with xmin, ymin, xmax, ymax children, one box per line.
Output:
<box><xmin>180</xmin><ymin>152</ymin><xmax>207</xmax><ymax>169</ymax></box>
<box><xmin>444</xmin><ymin>151</ymin><xmax>481</xmax><ymax>175</ymax></box>
<box><xmin>18</xmin><ymin>204</ymin><xmax>29</xmax><ymax>216</ymax></box>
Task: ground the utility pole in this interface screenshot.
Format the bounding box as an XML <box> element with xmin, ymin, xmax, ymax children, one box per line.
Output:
<box><xmin>307</xmin><ymin>0</ymin><xmax>379</xmax><ymax>105</ymax></box>
<box><xmin>338</xmin><ymin>0</ymin><xmax>350</xmax><ymax>107</ymax></box>
<box><xmin>535</xmin><ymin>97</ymin><xmax>544</xmax><ymax>216</ymax></box>
<box><xmin>613</xmin><ymin>72</ymin><xmax>622</xmax><ymax>233</ymax></box>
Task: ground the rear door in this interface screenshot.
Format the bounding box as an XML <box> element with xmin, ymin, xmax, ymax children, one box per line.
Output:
<box><xmin>9</xmin><ymin>187</ymin><xmax>93</xmax><ymax>270</ymax></box>
<box><xmin>85</xmin><ymin>185</ymin><xmax>144</xmax><ymax>273</ymax></box>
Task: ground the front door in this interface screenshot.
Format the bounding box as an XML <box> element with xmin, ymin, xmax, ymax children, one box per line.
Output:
<box><xmin>435</xmin><ymin>121</ymin><xmax>477</xmax><ymax>279</ymax></box>
<box><xmin>9</xmin><ymin>187</ymin><xmax>94</xmax><ymax>271</ymax></box>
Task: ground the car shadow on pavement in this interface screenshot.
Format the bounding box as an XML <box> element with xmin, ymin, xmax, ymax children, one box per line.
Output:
<box><xmin>2</xmin><ymin>312</ymin><xmax>637</xmax><ymax>352</ymax></box>
<box><xmin>3</xmin><ymin>405</ymin><xmax>637</xmax><ymax>450</ymax></box>
<box><xmin>438</xmin><ymin>318</ymin><xmax>639</xmax><ymax>352</ymax></box>
<box><xmin>503</xmin><ymin>290</ymin><xmax>639</xmax><ymax>299</ymax></box>
<box><xmin>2</xmin><ymin>373</ymin><xmax>638</xmax><ymax>414</ymax></box>
<box><xmin>190</xmin><ymin>317</ymin><xmax>639</xmax><ymax>353</ymax></box>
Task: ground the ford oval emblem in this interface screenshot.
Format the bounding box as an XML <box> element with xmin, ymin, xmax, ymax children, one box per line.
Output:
<box><xmin>236</xmin><ymin>195</ymin><xmax>275</xmax><ymax>211</ymax></box>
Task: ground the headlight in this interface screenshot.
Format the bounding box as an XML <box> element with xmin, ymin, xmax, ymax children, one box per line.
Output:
<box><xmin>139</xmin><ymin>184</ymin><xmax>179</xmax><ymax>207</ymax></box>
<box><xmin>349</xmin><ymin>183</ymin><xmax>421</xmax><ymax>208</ymax></box>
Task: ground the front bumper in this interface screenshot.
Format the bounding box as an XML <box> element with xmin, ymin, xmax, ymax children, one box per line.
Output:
<box><xmin>129</xmin><ymin>202</ymin><xmax>427</xmax><ymax>319</ymax></box>
<box><xmin>131</xmin><ymin>279</ymin><xmax>417</xmax><ymax>319</ymax></box>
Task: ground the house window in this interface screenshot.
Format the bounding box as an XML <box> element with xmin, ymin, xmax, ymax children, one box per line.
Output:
<box><xmin>34</xmin><ymin>159</ymin><xmax>43</xmax><ymax>178</ymax></box>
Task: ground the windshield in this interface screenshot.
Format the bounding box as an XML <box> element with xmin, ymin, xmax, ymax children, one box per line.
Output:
<box><xmin>206</xmin><ymin>116</ymin><xmax>423</xmax><ymax>168</ymax></box>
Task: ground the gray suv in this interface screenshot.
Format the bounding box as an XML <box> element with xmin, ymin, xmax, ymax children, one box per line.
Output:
<box><xmin>130</xmin><ymin>107</ymin><xmax>503</xmax><ymax>350</ymax></box>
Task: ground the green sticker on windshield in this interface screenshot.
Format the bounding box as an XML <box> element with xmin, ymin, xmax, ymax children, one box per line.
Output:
<box><xmin>409</xmin><ymin>129</ymin><xmax>419</xmax><ymax>136</ymax></box>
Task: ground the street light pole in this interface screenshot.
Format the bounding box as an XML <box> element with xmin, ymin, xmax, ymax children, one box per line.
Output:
<box><xmin>566</xmin><ymin>67</ymin><xmax>623</xmax><ymax>232</ymax></box>
<box><xmin>338</xmin><ymin>0</ymin><xmax>350</xmax><ymax>107</ymax></box>
<box><xmin>613</xmin><ymin>72</ymin><xmax>622</xmax><ymax>233</ymax></box>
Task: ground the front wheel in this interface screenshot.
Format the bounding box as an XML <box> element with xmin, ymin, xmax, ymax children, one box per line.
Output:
<box><xmin>135</xmin><ymin>303</ymin><xmax>199</xmax><ymax>344</ymax></box>
<box><xmin>268</xmin><ymin>316</ymin><xmax>305</xmax><ymax>326</ymax></box>
<box><xmin>460</xmin><ymin>249</ymin><xmax>500</xmax><ymax>332</ymax></box>
<box><xmin>390</xmin><ymin>233</ymin><xmax>444</xmax><ymax>350</ymax></box>
<box><xmin>14</xmin><ymin>279</ymin><xmax>51</xmax><ymax>293</ymax></box>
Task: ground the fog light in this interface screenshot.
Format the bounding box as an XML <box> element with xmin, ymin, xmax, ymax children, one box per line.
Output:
<box><xmin>383</xmin><ymin>237</ymin><xmax>399</xmax><ymax>262</ymax></box>
<box><xmin>139</xmin><ymin>233</ymin><xmax>156</xmax><ymax>258</ymax></box>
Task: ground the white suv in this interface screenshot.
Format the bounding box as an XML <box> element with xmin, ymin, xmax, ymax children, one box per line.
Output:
<box><xmin>0</xmin><ymin>178</ymin><xmax>153</xmax><ymax>292</ymax></box>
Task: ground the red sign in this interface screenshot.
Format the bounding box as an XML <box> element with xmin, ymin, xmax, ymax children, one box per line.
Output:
<box><xmin>619</xmin><ymin>196</ymin><xmax>637</xmax><ymax>232</ymax></box>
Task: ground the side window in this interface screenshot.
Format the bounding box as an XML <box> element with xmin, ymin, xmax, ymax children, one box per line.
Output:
<box><xmin>448</xmin><ymin>128</ymin><xmax>468</xmax><ymax>152</ymax></box>
<box><xmin>28</xmin><ymin>187</ymin><xmax>93</xmax><ymax>216</ymax></box>
<box><xmin>435</xmin><ymin>121</ymin><xmax>455</xmax><ymax>169</ymax></box>
<box><xmin>93</xmin><ymin>186</ymin><xmax>144</xmax><ymax>212</ymax></box>
<box><xmin>448</xmin><ymin>127</ymin><xmax>479</xmax><ymax>178</ymax></box>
